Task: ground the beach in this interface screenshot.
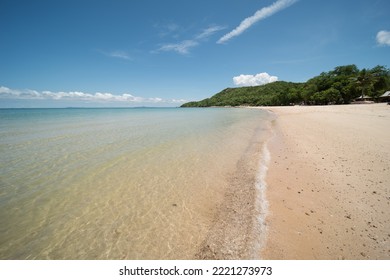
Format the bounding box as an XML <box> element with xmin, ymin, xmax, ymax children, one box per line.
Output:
<box><xmin>261</xmin><ymin>103</ymin><xmax>390</xmax><ymax>259</ymax></box>
<box><xmin>1</xmin><ymin>105</ymin><xmax>389</xmax><ymax>260</ymax></box>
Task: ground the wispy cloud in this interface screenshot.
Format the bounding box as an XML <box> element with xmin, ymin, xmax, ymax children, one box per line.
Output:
<box><xmin>196</xmin><ymin>25</ymin><xmax>226</xmax><ymax>40</ymax></box>
<box><xmin>156</xmin><ymin>25</ymin><xmax>225</xmax><ymax>55</ymax></box>
<box><xmin>155</xmin><ymin>22</ymin><xmax>181</xmax><ymax>38</ymax></box>
<box><xmin>0</xmin><ymin>86</ymin><xmax>187</xmax><ymax>104</ymax></box>
<box><xmin>157</xmin><ymin>40</ymin><xmax>199</xmax><ymax>55</ymax></box>
<box><xmin>218</xmin><ymin>0</ymin><xmax>298</xmax><ymax>44</ymax></box>
<box><xmin>376</xmin><ymin>30</ymin><xmax>390</xmax><ymax>46</ymax></box>
<box><xmin>108</xmin><ymin>50</ymin><xmax>132</xmax><ymax>60</ymax></box>
<box><xmin>99</xmin><ymin>50</ymin><xmax>132</xmax><ymax>60</ymax></box>
<box><xmin>233</xmin><ymin>72</ymin><xmax>278</xmax><ymax>86</ymax></box>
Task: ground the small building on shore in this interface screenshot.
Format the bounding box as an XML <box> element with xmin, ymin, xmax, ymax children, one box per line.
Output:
<box><xmin>355</xmin><ymin>95</ymin><xmax>373</xmax><ymax>101</ymax></box>
<box><xmin>352</xmin><ymin>95</ymin><xmax>374</xmax><ymax>104</ymax></box>
<box><xmin>379</xmin><ymin>91</ymin><xmax>390</xmax><ymax>102</ymax></box>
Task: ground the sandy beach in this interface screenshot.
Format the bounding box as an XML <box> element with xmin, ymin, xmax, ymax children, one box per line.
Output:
<box><xmin>261</xmin><ymin>103</ymin><xmax>390</xmax><ymax>259</ymax></box>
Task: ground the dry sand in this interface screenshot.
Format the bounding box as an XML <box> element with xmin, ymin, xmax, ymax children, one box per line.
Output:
<box><xmin>262</xmin><ymin>103</ymin><xmax>390</xmax><ymax>259</ymax></box>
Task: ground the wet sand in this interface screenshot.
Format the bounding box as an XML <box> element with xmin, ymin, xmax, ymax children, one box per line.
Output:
<box><xmin>195</xmin><ymin>121</ymin><xmax>272</xmax><ymax>260</ymax></box>
<box><xmin>262</xmin><ymin>103</ymin><xmax>390</xmax><ymax>259</ymax></box>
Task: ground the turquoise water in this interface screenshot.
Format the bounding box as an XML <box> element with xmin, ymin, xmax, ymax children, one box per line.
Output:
<box><xmin>0</xmin><ymin>107</ymin><xmax>272</xmax><ymax>259</ymax></box>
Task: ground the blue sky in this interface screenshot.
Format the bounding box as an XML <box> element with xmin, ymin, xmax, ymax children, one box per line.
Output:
<box><xmin>1</xmin><ymin>0</ymin><xmax>389</xmax><ymax>107</ymax></box>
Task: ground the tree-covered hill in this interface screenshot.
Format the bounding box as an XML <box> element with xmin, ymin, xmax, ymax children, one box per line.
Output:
<box><xmin>181</xmin><ymin>65</ymin><xmax>390</xmax><ymax>107</ymax></box>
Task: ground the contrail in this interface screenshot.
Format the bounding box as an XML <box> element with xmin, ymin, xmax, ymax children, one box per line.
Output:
<box><xmin>218</xmin><ymin>0</ymin><xmax>298</xmax><ymax>44</ymax></box>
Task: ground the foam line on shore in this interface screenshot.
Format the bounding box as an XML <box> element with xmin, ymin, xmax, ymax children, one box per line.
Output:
<box><xmin>252</xmin><ymin>109</ymin><xmax>276</xmax><ymax>259</ymax></box>
<box><xmin>254</xmin><ymin>141</ymin><xmax>271</xmax><ymax>258</ymax></box>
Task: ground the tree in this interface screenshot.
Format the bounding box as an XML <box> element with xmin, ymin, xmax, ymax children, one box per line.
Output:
<box><xmin>332</xmin><ymin>65</ymin><xmax>359</xmax><ymax>77</ymax></box>
<box><xmin>356</xmin><ymin>69</ymin><xmax>376</xmax><ymax>98</ymax></box>
<box><xmin>180</xmin><ymin>64</ymin><xmax>390</xmax><ymax>107</ymax></box>
<box><xmin>324</xmin><ymin>88</ymin><xmax>342</xmax><ymax>104</ymax></box>
<box><xmin>370</xmin><ymin>65</ymin><xmax>390</xmax><ymax>98</ymax></box>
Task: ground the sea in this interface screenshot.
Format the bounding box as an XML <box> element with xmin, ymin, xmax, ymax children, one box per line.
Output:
<box><xmin>0</xmin><ymin>107</ymin><xmax>273</xmax><ymax>259</ymax></box>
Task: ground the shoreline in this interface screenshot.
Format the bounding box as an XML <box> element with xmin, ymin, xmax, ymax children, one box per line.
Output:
<box><xmin>195</xmin><ymin>110</ymin><xmax>275</xmax><ymax>260</ymax></box>
<box><xmin>260</xmin><ymin>103</ymin><xmax>390</xmax><ymax>259</ymax></box>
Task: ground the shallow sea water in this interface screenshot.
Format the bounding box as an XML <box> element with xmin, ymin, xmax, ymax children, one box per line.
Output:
<box><xmin>0</xmin><ymin>107</ymin><xmax>272</xmax><ymax>259</ymax></box>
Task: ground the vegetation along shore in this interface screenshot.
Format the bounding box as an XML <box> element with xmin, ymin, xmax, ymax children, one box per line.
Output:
<box><xmin>181</xmin><ymin>65</ymin><xmax>390</xmax><ymax>107</ymax></box>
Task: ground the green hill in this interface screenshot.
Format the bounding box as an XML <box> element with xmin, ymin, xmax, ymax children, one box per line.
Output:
<box><xmin>181</xmin><ymin>65</ymin><xmax>390</xmax><ymax>107</ymax></box>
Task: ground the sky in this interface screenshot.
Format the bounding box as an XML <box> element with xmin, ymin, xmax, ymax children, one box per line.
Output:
<box><xmin>0</xmin><ymin>0</ymin><xmax>389</xmax><ymax>108</ymax></box>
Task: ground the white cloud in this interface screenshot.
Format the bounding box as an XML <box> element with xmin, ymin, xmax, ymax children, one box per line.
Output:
<box><xmin>196</xmin><ymin>25</ymin><xmax>226</xmax><ymax>40</ymax></box>
<box><xmin>108</xmin><ymin>50</ymin><xmax>132</xmax><ymax>60</ymax></box>
<box><xmin>218</xmin><ymin>0</ymin><xmax>298</xmax><ymax>44</ymax></box>
<box><xmin>98</xmin><ymin>50</ymin><xmax>132</xmax><ymax>60</ymax></box>
<box><xmin>156</xmin><ymin>25</ymin><xmax>225</xmax><ymax>55</ymax></box>
<box><xmin>233</xmin><ymin>73</ymin><xmax>278</xmax><ymax>86</ymax></box>
<box><xmin>376</xmin><ymin>30</ymin><xmax>390</xmax><ymax>46</ymax></box>
<box><xmin>0</xmin><ymin>86</ymin><xmax>187</xmax><ymax>104</ymax></box>
<box><xmin>0</xmin><ymin>86</ymin><xmax>17</xmax><ymax>95</ymax></box>
<box><xmin>157</xmin><ymin>40</ymin><xmax>199</xmax><ymax>55</ymax></box>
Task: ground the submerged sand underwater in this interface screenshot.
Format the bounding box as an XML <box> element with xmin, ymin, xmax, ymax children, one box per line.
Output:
<box><xmin>0</xmin><ymin>107</ymin><xmax>272</xmax><ymax>259</ymax></box>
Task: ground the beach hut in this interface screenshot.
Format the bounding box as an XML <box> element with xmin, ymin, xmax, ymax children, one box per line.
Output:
<box><xmin>353</xmin><ymin>95</ymin><xmax>374</xmax><ymax>104</ymax></box>
<box><xmin>355</xmin><ymin>95</ymin><xmax>373</xmax><ymax>101</ymax></box>
<box><xmin>379</xmin><ymin>91</ymin><xmax>390</xmax><ymax>102</ymax></box>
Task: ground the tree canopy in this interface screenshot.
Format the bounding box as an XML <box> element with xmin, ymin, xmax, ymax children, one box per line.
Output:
<box><xmin>181</xmin><ymin>65</ymin><xmax>390</xmax><ymax>107</ymax></box>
